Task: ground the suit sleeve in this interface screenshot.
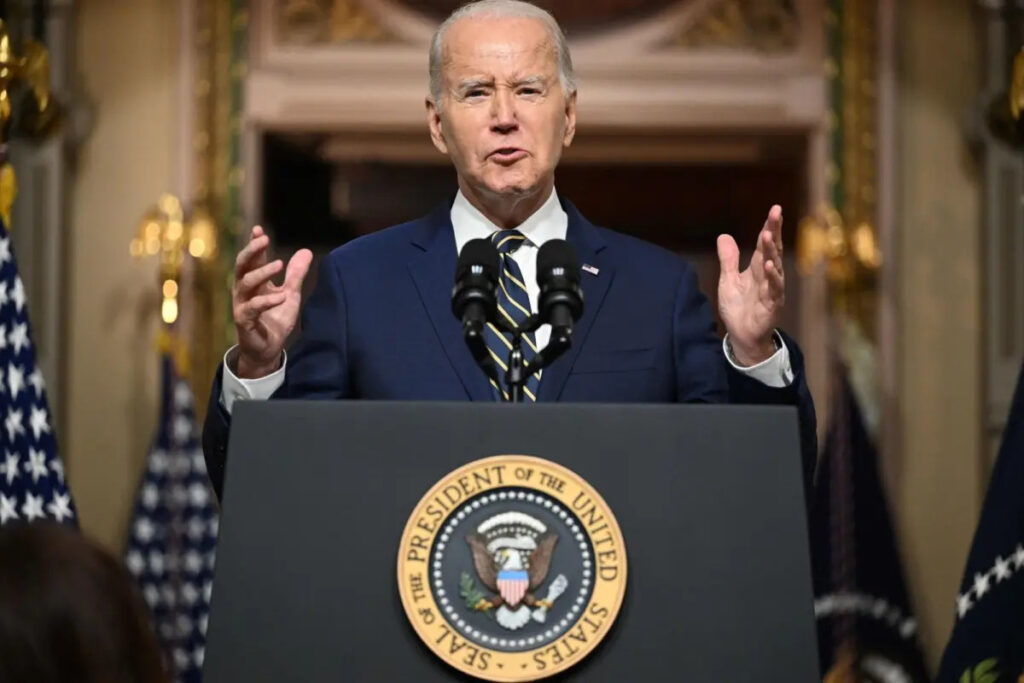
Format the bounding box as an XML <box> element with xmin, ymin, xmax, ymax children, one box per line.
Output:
<box><xmin>201</xmin><ymin>255</ymin><xmax>351</xmax><ymax>500</ymax></box>
<box><xmin>670</xmin><ymin>263</ymin><xmax>818</xmax><ymax>498</ymax></box>
<box><xmin>726</xmin><ymin>330</ymin><xmax>818</xmax><ymax>499</ymax></box>
<box><xmin>671</xmin><ymin>263</ymin><xmax>730</xmax><ymax>404</ymax></box>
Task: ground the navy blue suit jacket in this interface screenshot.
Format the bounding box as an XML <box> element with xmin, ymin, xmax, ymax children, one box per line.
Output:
<box><xmin>203</xmin><ymin>197</ymin><xmax>817</xmax><ymax>498</ymax></box>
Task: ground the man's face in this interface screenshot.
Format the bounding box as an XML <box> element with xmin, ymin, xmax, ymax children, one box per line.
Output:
<box><xmin>427</xmin><ymin>16</ymin><xmax>577</xmax><ymax>204</ymax></box>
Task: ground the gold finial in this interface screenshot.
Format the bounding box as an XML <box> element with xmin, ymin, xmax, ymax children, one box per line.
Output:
<box><xmin>0</xmin><ymin>163</ymin><xmax>16</xmax><ymax>228</ymax></box>
<box><xmin>0</xmin><ymin>20</ymin><xmax>19</xmax><ymax>126</ymax></box>
<box><xmin>154</xmin><ymin>328</ymin><xmax>191</xmax><ymax>376</ymax></box>
<box><xmin>0</xmin><ymin>20</ymin><xmax>55</xmax><ymax>137</ymax></box>
<box><xmin>1010</xmin><ymin>47</ymin><xmax>1024</xmax><ymax>121</ymax></box>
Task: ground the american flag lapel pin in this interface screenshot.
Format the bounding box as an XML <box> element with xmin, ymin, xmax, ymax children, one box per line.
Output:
<box><xmin>582</xmin><ymin>264</ymin><xmax>600</xmax><ymax>276</ymax></box>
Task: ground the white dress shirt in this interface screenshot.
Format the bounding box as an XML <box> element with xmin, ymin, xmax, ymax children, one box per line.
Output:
<box><xmin>220</xmin><ymin>188</ymin><xmax>792</xmax><ymax>412</ymax></box>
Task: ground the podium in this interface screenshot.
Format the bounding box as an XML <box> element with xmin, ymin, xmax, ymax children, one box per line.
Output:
<box><xmin>204</xmin><ymin>402</ymin><xmax>819</xmax><ymax>682</ymax></box>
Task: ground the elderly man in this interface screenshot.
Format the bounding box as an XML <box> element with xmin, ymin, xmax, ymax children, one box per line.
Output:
<box><xmin>202</xmin><ymin>0</ymin><xmax>816</xmax><ymax>497</ymax></box>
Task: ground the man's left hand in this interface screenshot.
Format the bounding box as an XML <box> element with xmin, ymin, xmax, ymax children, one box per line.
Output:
<box><xmin>716</xmin><ymin>205</ymin><xmax>785</xmax><ymax>366</ymax></box>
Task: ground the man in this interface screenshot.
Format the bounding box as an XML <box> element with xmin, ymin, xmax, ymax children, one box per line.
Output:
<box><xmin>202</xmin><ymin>0</ymin><xmax>816</xmax><ymax>498</ymax></box>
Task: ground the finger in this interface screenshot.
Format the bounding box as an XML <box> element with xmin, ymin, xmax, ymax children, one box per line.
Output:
<box><xmin>763</xmin><ymin>205</ymin><xmax>783</xmax><ymax>250</ymax></box>
<box><xmin>236</xmin><ymin>291</ymin><xmax>287</xmax><ymax>323</ymax></box>
<box><xmin>764</xmin><ymin>257</ymin><xmax>785</xmax><ymax>299</ymax></box>
<box><xmin>235</xmin><ymin>230</ymin><xmax>270</xmax><ymax>280</ymax></box>
<box><xmin>716</xmin><ymin>235</ymin><xmax>740</xmax><ymax>277</ymax></box>
<box><xmin>236</xmin><ymin>259</ymin><xmax>284</xmax><ymax>299</ymax></box>
<box><xmin>284</xmin><ymin>248</ymin><xmax>314</xmax><ymax>294</ymax></box>
<box><xmin>760</xmin><ymin>230</ymin><xmax>783</xmax><ymax>276</ymax></box>
<box><xmin>759</xmin><ymin>267</ymin><xmax>782</xmax><ymax>310</ymax></box>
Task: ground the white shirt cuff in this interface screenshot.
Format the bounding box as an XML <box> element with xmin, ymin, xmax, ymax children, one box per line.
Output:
<box><xmin>722</xmin><ymin>332</ymin><xmax>794</xmax><ymax>388</ymax></box>
<box><xmin>219</xmin><ymin>345</ymin><xmax>287</xmax><ymax>414</ymax></box>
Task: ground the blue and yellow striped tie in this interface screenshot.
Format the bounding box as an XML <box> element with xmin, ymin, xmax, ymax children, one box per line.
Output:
<box><xmin>484</xmin><ymin>229</ymin><xmax>541</xmax><ymax>401</ymax></box>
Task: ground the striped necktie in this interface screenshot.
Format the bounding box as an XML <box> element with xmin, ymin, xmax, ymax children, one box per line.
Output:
<box><xmin>483</xmin><ymin>229</ymin><xmax>542</xmax><ymax>401</ymax></box>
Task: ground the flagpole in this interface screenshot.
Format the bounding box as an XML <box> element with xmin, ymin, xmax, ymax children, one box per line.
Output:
<box><xmin>128</xmin><ymin>192</ymin><xmax>221</xmax><ymax>679</ymax></box>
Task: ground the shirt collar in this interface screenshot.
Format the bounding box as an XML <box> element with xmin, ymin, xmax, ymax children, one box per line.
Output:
<box><xmin>451</xmin><ymin>187</ymin><xmax>568</xmax><ymax>252</ymax></box>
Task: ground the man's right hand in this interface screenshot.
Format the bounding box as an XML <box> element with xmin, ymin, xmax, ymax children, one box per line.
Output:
<box><xmin>232</xmin><ymin>226</ymin><xmax>313</xmax><ymax>379</ymax></box>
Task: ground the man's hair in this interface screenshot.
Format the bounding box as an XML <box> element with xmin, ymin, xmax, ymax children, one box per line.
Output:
<box><xmin>428</xmin><ymin>0</ymin><xmax>577</xmax><ymax>110</ymax></box>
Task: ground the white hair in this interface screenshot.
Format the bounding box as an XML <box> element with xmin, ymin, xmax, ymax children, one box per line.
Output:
<box><xmin>428</xmin><ymin>0</ymin><xmax>577</xmax><ymax>110</ymax></box>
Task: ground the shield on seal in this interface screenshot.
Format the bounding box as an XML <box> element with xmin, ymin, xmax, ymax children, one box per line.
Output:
<box><xmin>497</xmin><ymin>569</ymin><xmax>529</xmax><ymax>607</ymax></box>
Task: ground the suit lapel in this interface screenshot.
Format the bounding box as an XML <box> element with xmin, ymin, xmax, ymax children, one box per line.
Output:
<box><xmin>407</xmin><ymin>201</ymin><xmax>494</xmax><ymax>401</ymax></box>
<box><xmin>537</xmin><ymin>199</ymin><xmax>613</xmax><ymax>402</ymax></box>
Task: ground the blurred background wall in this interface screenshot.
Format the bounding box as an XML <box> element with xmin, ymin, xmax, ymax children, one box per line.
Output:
<box><xmin>895</xmin><ymin>0</ymin><xmax>983</xmax><ymax>665</ymax></box>
<box><xmin>66</xmin><ymin>0</ymin><xmax>178</xmax><ymax>551</ymax></box>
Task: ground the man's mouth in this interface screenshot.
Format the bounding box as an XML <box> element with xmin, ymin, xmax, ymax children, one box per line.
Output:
<box><xmin>489</xmin><ymin>148</ymin><xmax>528</xmax><ymax>163</ymax></box>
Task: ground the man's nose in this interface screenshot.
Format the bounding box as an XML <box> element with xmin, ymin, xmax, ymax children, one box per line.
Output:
<box><xmin>490</xmin><ymin>89</ymin><xmax>518</xmax><ymax>133</ymax></box>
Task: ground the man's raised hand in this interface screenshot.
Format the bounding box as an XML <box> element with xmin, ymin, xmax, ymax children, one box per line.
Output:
<box><xmin>716</xmin><ymin>205</ymin><xmax>785</xmax><ymax>367</ymax></box>
<box><xmin>232</xmin><ymin>225</ymin><xmax>312</xmax><ymax>379</ymax></box>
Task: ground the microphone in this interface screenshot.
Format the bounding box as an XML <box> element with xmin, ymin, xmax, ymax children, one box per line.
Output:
<box><xmin>452</xmin><ymin>238</ymin><xmax>499</xmax><ymax>337</ymax></box>
<box><xmin>536</xmin><ymin>240</ymin><xmax>583</xmax><ymax>344</ymax></box>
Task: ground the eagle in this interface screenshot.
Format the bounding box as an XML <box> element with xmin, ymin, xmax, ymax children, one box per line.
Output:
<box><xmin>466</xmin><ymin>529</ymin><xmax>558</xmax><ymax>611</ymax></box>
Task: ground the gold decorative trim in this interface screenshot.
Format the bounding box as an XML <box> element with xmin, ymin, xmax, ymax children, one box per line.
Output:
<box><xmin>182</xmin><ymin>0</ymin><xmax>235</xmax><ymax>421</ymax></box>
<box><xmin>796</xmin><ymin>0</ymin><xmax>880</xmax><ymax>341</ymax></box>
<box><xmin>0</xmin><ymin>164</ymin><xmax>16</xmax><ymax>229</ymax></box>
<box><xmin>674</xmin><ymin>0</ymin><xmax>800</xmax><ymax>53</ymax></box>
<box><xmin>1010</xmin><ymin>48</ymin><xmax>1024</xmax><ymax>121</ymax></box>
<box><xmin>277</xmin><ymin>0</ymin><xmax>393</xmax><ymax>45</ymax></box>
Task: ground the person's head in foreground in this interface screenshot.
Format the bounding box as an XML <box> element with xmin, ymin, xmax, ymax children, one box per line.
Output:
<box><xmin>0</xmin><ymin>522</ymin><xmax>168</xmax><ymax>683</ymax></box>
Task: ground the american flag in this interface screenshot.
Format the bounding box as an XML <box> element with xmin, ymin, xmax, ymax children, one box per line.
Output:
<box><xmin>0</xmin><ymin>218</ymin><xmax>76</xmax><ymax>527</ymax></box>
<box><xmin>126</xmin><ymin>354</ymin><xmax>219</xmax><ymax>682</ymax></box>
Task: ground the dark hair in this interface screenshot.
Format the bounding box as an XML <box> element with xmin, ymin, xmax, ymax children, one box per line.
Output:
<box><xmin>0</xmin><ymin>523</ymin><xmax>168</xmax><ymax>683</ymax></box>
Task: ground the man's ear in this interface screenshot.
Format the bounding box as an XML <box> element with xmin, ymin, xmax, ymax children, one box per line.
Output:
<box><xmin>426</xmin><ymin>98</ymin><xmax>449</xmax><ymax>155</ymax></box>
<box><xmin>563</xmin><ymin>90</ymin><xmax>578</xmax><ymax>148</ymax></box>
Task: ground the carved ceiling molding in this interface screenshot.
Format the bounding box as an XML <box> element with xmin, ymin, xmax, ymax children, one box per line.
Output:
<box><xmin>247</xmin><ymin>0</ymin><xmax>824</xmax><ymax>133</ymax></box>
<box><xmin>270</xmin><ymin>0</ymin><xmax>801</xmax><ymax>53</ymax></box>
<box><xmin>396</xmin><ymin>0</ymin><xmax>682</xmax><ymax>35</ymax></box>
<box><xmin>673</xmin><ymin>0</ymin><xmax>800</xmax><ymax>53</ymax></box>
<box><xmin>277</xmin><ymin>0</ymin><xmax>394</xmax><ymax>45</ymax></box>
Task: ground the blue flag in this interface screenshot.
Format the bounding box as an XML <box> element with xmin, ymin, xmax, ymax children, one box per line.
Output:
<box><xmin>0</xmin><ymin>217</ymin><xmax>76</xmax><ymax>527</ymax></box>
<box><xmin>937</xmin><ymin>361</ymin><xmax>1024</xmax><ymax>682</ymax></box>
<box><xmin>126</xmin><ymin>355</ymin><xmax>219</xmax><ymax>682</ymax></box>
<box><xmin>811</xmin><ymin>366</ymin><xmax>930</xmax><ymax>681</ymax></box>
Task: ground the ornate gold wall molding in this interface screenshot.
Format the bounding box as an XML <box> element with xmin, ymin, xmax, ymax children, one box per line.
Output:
<box><xmin>403</xmin><ymin>0</ymin><xmax>681</xmax><ymax>34</ymax></box>
<box><xmin>277</xmin><ymin>0</ymin><xmax>393</xmax><ymax>44</ymax></box>
<box><xmin>674</xmin><ymin>0</ymin><xmax>800</xmax><ymax>52</ymax></box>
<box><xmin>183</xmin><ymin>0</ymin><xmax>246</xmax><ymax>420</ymax></box>
<box><xmin>797</xmin><ymin>0</ymin><xmax>880</xmax><ymax>329</ymax></box>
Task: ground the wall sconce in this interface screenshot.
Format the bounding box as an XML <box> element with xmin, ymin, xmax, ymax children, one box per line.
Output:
<box><xmin>131</xmin><ymin>194</ymin><xmax>219</xmax><ymax>326</ymax></box>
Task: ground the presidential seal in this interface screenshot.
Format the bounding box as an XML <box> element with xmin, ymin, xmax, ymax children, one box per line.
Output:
<box><xmin>397</xmin><ymin>455</ymin><xmax>627</xmax><ymax>682</ymax></box>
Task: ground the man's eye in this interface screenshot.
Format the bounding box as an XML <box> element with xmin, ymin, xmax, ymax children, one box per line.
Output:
<box><xmin>466</xmin><ymin>90</ymin><xmax>486</xmax><ymax>98</ymax></box>
<box><xmin>519</xmin><ymin>88</ymin><xmax>539</xmax><ymax>96</ymax></box>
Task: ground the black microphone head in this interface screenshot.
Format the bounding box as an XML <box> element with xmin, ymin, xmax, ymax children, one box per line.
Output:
<box><xmin>537</xmin><ymin>239</ymin><xmax>583</xmax><ymax>329</ymax></box>
<box><xmin>453</xmin><ymin>238</ymin><xmax>499</xmax><ymax>326</ymax></box>
<box><xmin>537</xmin><ymin>239</ymin><xmax>580</xmax><ymax>284</ymax></box>
<box><xmin>456</xmin><ymin>238</ymin><xmax>499</xmax><ymax>281</ymax></box>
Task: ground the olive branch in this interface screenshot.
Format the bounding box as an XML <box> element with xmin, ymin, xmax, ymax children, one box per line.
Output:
<box><xmin>460</xmin><ymin>571</ymin><xmax>495</xmax><ymax>619</ymax></box>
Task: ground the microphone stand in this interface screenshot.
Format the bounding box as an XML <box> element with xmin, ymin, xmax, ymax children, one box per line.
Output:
<box><xmin>462</xmin><ymin>320</ymin><xmax>502</xmax><ymax>390</ymax></box>
<box><xmin>493</xmin><ymin>315</ymin><xmax>573</xmax><ymax>403</ymax></box>
<box><xmin>461</xmin><ymin>314</ymin><xmax>574</xmax><ymax>404</ymax></box>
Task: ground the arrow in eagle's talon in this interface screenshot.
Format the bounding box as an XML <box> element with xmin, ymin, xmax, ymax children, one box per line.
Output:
<box><xmin>532</xmin><ymin>574</ymin><xmax>569</xmax><ymax>623</ymax></box>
